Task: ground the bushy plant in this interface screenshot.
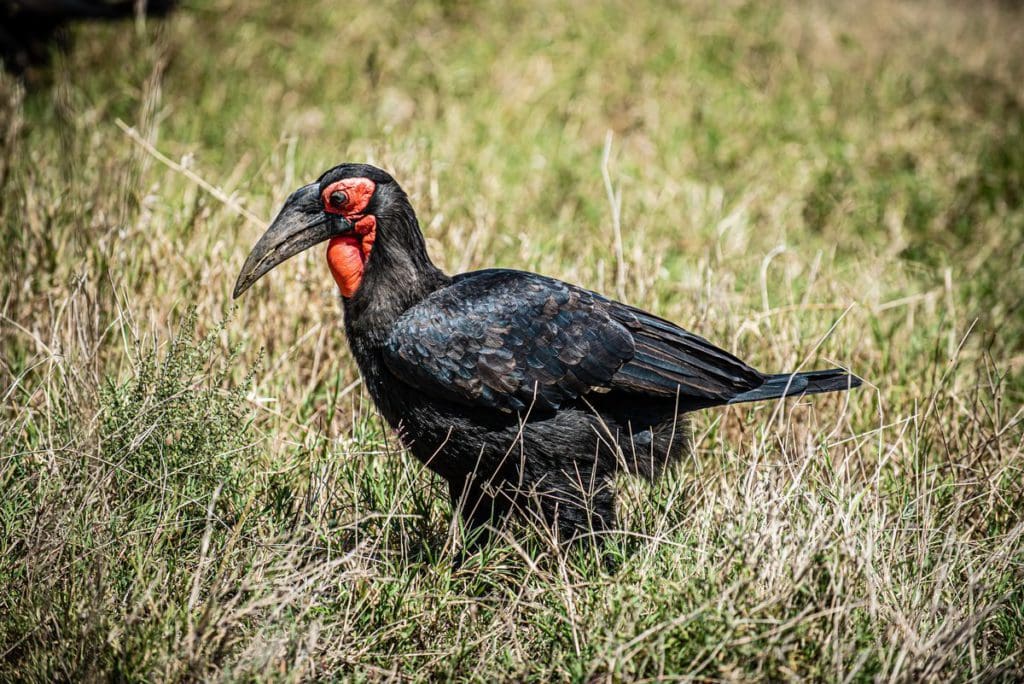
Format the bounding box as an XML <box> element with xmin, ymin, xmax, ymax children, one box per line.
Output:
<box><xmin>98</xmin><ymin>310</ymin><xmax>256</xmax><ymax>526</ymax></box>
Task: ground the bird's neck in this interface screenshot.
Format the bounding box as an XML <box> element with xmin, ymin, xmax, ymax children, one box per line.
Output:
<box><xmin>341</xmin><ymin>208</ymin><xmax>450</xmax><ymax>345</ymax></box>
<box><xmin>337</xmin><ymin>205</ymin><xmax>450</xmax><ymax>422</ymax></box>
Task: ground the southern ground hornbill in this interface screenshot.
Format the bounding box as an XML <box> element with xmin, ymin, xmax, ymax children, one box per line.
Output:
<box><xmin>234</xmin><ymin>163</ymin><xmax>862</xmax><ymax>553</ymax></box>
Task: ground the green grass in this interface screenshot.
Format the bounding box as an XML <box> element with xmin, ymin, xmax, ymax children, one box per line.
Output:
<box><xmin>2</xmin><ymin>0</ymin><xmax>1023</xmax><ymax>680</ymax></box>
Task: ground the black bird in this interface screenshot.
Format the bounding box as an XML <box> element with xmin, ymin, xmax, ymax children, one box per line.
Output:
<box><xmin>234</xmin><ymin>163</ymin><xmax>862</xmax><ymax>551</ymax></box>
<box><xmin>1</xmin><ymin>1</ymin><xmax>175</xmax><ymax>75</ymax></box>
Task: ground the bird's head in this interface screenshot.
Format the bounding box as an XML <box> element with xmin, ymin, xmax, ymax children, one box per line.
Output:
<box><xmin>233</xmin><ymin>163</ymin><xmax>429</xmax><ymax>300</ymax></box>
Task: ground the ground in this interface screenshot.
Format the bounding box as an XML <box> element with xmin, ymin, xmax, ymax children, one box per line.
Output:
<box><xmin>1</xmin><ymin>0</ymin><xmax>1023</xmax><ymax>680</ymax></box>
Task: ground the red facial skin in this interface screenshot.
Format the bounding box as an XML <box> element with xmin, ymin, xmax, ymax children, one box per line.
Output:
<box><xmin>321</xmin><ymin>178</ymin><xmax>377</xmax><ymax>298</ymax></box>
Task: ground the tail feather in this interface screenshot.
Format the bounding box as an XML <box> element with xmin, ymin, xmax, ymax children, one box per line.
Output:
<box><xmin>727</xmin><ymin>368</ymin><xmax>862</xmax><ymax>405</ymax></box>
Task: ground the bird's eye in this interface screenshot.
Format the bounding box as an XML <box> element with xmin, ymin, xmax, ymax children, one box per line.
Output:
<box><xmin>329</xmin><ymin>190</ymin><xmax>348</xmax><ymax>210</ymax></box>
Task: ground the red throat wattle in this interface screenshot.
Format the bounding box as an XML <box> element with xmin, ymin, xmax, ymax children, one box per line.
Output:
<box><xmin>326</xmin><ymin>214</ymin><xmax>376</xmax><ymax>298</ymax></box>
<box><xmin>321</xmin><ymin>177</ymin><xmax>377</xmax><ymax>298</ymax></box>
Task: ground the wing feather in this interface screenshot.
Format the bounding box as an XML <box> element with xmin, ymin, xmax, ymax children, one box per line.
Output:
<box><xmin>384</xmin><ymin>270</ymin><xmax>635</xmax><ymax>412</ymax></box>
<box><xmin>383</xmin><ymin>269</ymin><xmax>767</xmax><ymax>413</ymax></box>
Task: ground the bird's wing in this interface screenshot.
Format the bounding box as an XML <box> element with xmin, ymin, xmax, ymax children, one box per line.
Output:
<box><xmin>383</xmin><ymin>270</ymin><xmax>636</xmax><ymax>412</ymax></box>
<box><xmin>384</xmin><ymin>269</ymin><xmax>770</xmax><ymax>413</ymax></box>
<box><xmin>608</xmin><ymin>305</ymin><xmax>766</xmax><ymax>405</ymax></box>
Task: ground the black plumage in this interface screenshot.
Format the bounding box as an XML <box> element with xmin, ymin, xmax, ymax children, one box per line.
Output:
<box><xmin>1</xmin><ymin>0</ymin><xmax>175</xmax><ymax>75</ymax></box>
<box><xmin>384</xmin><ymin>270</ymin><xmax>635</xmax><ymax>414</ymax></box>
<box><xmin>234</xmin><ymin>163</ymin><xmax>863</xmax><ymax>553</ymax></box>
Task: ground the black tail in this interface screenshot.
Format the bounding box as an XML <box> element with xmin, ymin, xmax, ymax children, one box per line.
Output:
<box><xmin>727</xmin><ymin>368</ymin><xmax>862</xmax><ymax>405</ymax></box>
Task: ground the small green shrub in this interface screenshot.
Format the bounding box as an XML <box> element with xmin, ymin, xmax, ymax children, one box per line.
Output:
<box><xmin>98</xmin><ymin>310</ymin><xmax>257</xmax><ymax>528</ymax></box>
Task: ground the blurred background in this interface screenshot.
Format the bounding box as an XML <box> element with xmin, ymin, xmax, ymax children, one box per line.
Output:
<box><xmin>1</xmin><ymin>1</ymin><xmax>1022</xmax><ymax>680</ymax></box>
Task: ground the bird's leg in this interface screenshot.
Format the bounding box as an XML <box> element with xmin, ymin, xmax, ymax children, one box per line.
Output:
<box><xmin>526</xmin><ymin>464</ymin><xmax>617</xmax><ymax>551</ymax></box>
<box><xmin>447</xmin><ymin>475</ymin><xmax>511</xmax><ymax>559</ymax></box>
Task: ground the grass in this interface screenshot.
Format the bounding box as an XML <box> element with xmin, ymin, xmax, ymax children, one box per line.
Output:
<box><xmin>2</xmin><ymin>0</ymin><xmax>1023</xmax><ymax>680</ymax></box>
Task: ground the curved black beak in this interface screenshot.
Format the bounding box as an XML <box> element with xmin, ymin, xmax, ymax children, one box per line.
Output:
<box><xmin>233</xmin><ymin>183</ymin><xmax>353</xmax><ymax>298</ymax></box>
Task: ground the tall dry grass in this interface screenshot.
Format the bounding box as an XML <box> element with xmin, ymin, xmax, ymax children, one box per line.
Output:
<box><xmin>2</xmin><ymin>0</ymin><xmax>1022</xmax><ymax>680</ymax></box>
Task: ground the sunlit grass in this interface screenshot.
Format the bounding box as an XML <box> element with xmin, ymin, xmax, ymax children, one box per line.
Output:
<box><xmin>2</xmin><ymin>0</ymin><xmax>1022</xmax><ymax>680</ymax></box>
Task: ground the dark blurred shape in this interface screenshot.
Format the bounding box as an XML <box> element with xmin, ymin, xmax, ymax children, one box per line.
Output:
<box><xmin>0</xmin><ymin>0</ymin><xmax>176</xmax><ymax>75</ymax></box>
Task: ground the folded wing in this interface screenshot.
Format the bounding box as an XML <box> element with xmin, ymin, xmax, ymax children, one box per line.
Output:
<box><xmin>383</xmin><ymin>270</ymin><xmax>636</xmax><ymax>413</ymax></box>
<box><xmin>383</xmin><ymin>269</ymin><xmax>785</xmax><ymax>414</ymax></box>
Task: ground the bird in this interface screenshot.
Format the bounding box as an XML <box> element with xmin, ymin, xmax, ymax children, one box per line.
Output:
<box><xmin>233</xmin><ymin>163</ymin><xmax>862</xmax><ymax>553</ymax></box>
<box><xmin>1</xmin><ymin>1</ymin><xmax>175</xmax><ymax>76</ymax></box>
